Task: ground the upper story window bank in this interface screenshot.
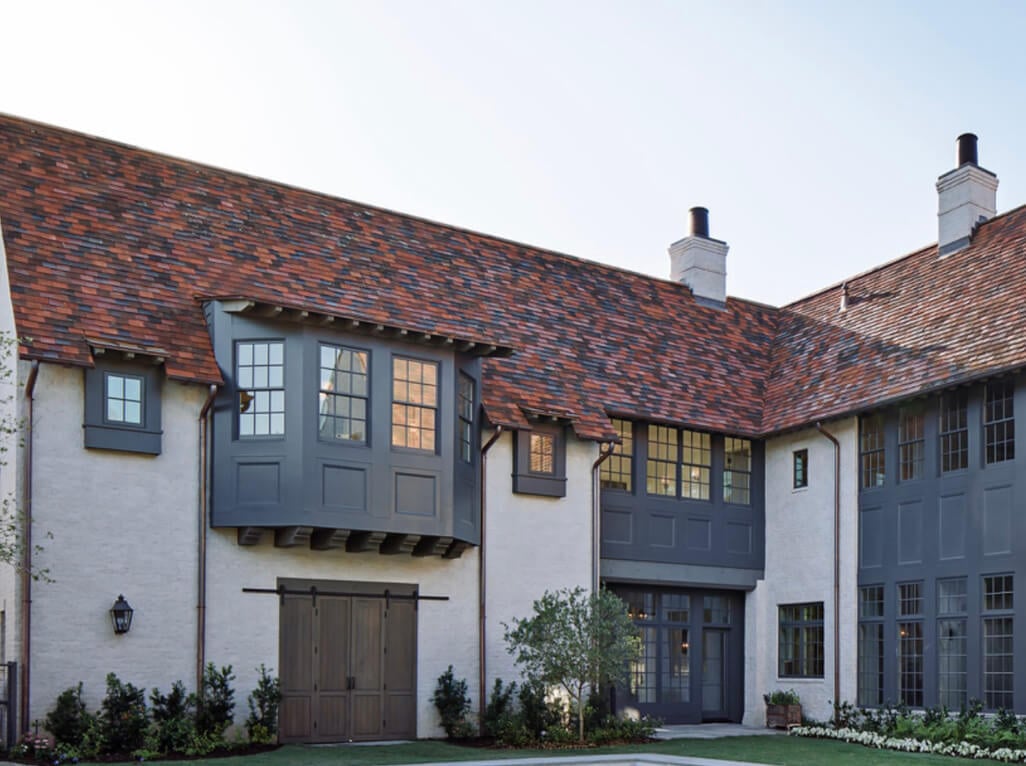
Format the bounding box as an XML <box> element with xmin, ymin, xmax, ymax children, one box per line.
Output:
<box><xmin>599</xmin><ymin>417</ymin><xmax>759</xmax><ymax>507</ymax></box>
<box><xmin>205</xmin><ymin>299</ymin><xmax>509</xmax><ymax>555</ymax></box>
<box><xmin>859</xmin><ymin>377</ymin><xmax>1019</xmax><ymax>490</ymax></box>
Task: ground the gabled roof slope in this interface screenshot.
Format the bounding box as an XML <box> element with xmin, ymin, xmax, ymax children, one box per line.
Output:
<box><xmin>0</xmin><ymin>115</ymin><xmax>780</xmax><ymax>440</ymax></box>
<box><xmin>764</xmin><ymin>204</ymin><xmax>1026</xmax><ymax>432</ymax></box>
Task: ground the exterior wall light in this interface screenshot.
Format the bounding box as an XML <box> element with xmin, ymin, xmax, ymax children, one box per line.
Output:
<box><xmin>110</xmin><ymin>595</ymin><xmax>134</xmax><ymax>634</ymax></box>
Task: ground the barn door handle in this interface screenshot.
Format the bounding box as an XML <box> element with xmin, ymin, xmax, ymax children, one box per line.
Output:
<box><xmin>347</xmin><ymin>675</ymin><xmax>356</xmax><ymax>690</ymax></box>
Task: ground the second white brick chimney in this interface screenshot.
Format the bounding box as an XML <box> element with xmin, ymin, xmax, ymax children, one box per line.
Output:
<box><xmin>937</xmin><ymin>133</ymin><xmax>998</xmax><ymax>257</ymax></box>
<box><xmin>669</xmin><ymin>207</ymin><xmax>728</xmax><ymax>306</ymax></box>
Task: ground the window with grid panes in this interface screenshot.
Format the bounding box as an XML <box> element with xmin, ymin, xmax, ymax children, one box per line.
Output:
<box><xmin>457</xmin><ymin>373</ymin><xmax>474</xmax><ymax>463</ymax></box>
<box><xmin>778</xmin><ymin>602</ymin><xmax>824</xmax><ymax>678</ymax></box>
<box><xmin>600</xmin><ymin>418</ymin><xmax>633</xmax><ymax>491</ymax></box>
<box><xmin>528</xmin><ymin>432</ymin><xmax>555</xmax><ymax>474</ymax></box>
<box><xmin>391</xmin><ymin>357</ymin><xmax>438</xmax><ymax>451</ymax></box>
<box><xmin>898</xmin><ymin>582</ymin><xmax>924</xmax><ymax>707</ymax></box>
<box><xmin>937</xmin><ymin>577</ymin><xmax>967</xmax><ymax>711</ymax></box>
<box><xmin>860</xmin><ymin>414</ymin><xmax>885</xmax><ymax>488</ymax></box>
<box><xmin>237</xmin><ymin>340</ymin><xmax>285</xmax><ymax>437</ymax></box>
<box><xmin>105</xmin><ymin>373</ymin><xmax>144</xmax><ymax>425</ymax></box>
<box><xmin>984</xmin><ymin>380</ymin><xmax>1015</xmax><ymax>464</ymax></box>
<box><xmin>983</xmin><ymin>574</ymin><xmax>1014</xmax><ymax>710</ymax></box>
<box><xmin>858</xmin><ymin>586</ymin><xmax>884</xmax><ymax>706</ymax></box>
<box><xmin>898</xmin><ymin>407</ymin><xmax>924</xmax><ymax>481</ymax></box>
<box><xmin>940</xmin><ymin>390</ymin><xmax>968</xmax><ymax>472</ymax></box>
<box><xmin>318</xmin><ymin>343</ymin><xmax>368</xmax><ymax>443</ymax></box>
<box><xmin>646</xmin><ymin>425</ymin><xmax>677</xmax><ymax>496</ymax></box>
<box><xmin>681</xmin><ymin>430</ymin><xmax>711</xmax><ymax>500</ymax></box>
<box><xmin>793</xmin><ymin>448</ymin><xmax>808</xmax><ymax>489</ymax></box>
<box><xmin>723</xmin><ymin>437</ymin><xmax>751</xmax><ymax>505</ymax></box>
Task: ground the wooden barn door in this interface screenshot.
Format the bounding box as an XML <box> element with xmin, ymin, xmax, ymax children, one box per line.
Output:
<box><xmin>278</xmin><ymin>580</ymin><xmax>417</xmax><ymax>743</ymax></box>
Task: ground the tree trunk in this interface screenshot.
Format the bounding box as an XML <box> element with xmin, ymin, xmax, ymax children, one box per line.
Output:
<box><xmin>577</xmin><ymin>683</ymin><xmax>586</xmax><ymax>742</ymax></box>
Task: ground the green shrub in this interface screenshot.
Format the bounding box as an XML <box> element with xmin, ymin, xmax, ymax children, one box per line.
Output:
<box><xmin>149</xmin><ymin>680</ymin><xmax>196</xmax><ymax>753</ymax></box>
<box><xmin>195</xmin><ymin>663</ymin><xmax>236</xmax><ymax>739</ymax></box>
<box><xmin>99</xmin><ymin>673</ymin><xmax>148</xmax><ymax>755</ymax></box>
<box><xmin>587</xmin><ymin>714</ymin><xmax>658</xmax><ymax>744</ymax></box>
<box><xmin>431</xmin><ymin>665</ymin><xmax>474</xmax><ymax>738</ymax></box>
<box><xmin>518</xmin><ymin>678</ymin><xmax>562</xmax><ymax>740</ymax></box>
<box><xmin>763</xmin><ymin>688</ymin><xmax>800</xmax><ymax>705</ymax></box>
<box><xmin>482</xmin><ymin>678</ymin><xmax>516</xmax><ymax>738</ymax></box>
<box><xmin>45</xmin><ymin>683</ymin><xmax>92</xmax><ymax>748</ymax></box>
<box><xmin>246</xmin><ymin>664</ymin><xmax>282</xmax><ymax>743</ymax></box>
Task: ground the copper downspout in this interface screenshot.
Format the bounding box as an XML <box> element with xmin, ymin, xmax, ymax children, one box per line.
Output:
<box><xmin>477</xmin><ymin>425</ymin><xmax>503</xmax><ymax>732</ymax></box>
<box><xmin>20</xmin><ymin>360</ymin><xmax>39</xmax><ymax>733</ymax></box>
<box><xmin>591</xmin><ymin>442</ymin><xmax>616</xmax><ymax>594</ymax></box>
<box><xmin>196</xmin><ymin>385</ymin><xmax>218</xmax><ymax>694</ymax></box>
<box><xmin>816</xmin><ymin>422</ymin><xmax>841</xmax><ymax>710</ymax></box>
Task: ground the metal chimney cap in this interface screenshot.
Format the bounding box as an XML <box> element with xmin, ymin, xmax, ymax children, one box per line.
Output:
<box><xmin>957</xmin><ymin>133</ymin><xmax>979</xmax><ymax>167</ymax></box>
<box><xmin>689</xmin><ymin>207</ymin><xmax>710</xmax><ymax>238</ymax></box>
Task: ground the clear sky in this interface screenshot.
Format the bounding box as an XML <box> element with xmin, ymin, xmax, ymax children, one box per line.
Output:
<box><xmin>3</xmin><ymin>0</ymin><xmax>1026</xmax><ymax>307</ymax></box>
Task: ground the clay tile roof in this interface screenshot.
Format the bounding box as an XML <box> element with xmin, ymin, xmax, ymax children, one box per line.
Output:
<box><xmin>764</xmin><ymin>203</ymin><xmax>1026</xmax><ymax>431</ymax></box>
<box><xmin>0</xmin><ymin>115</ymin><xmax>780</xmax><ymax>440</ymax></box>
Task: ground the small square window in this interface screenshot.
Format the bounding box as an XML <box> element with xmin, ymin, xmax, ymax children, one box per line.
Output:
<box><xmin>529</xmin><ymin>433</ymin><xmax>555</xmax><ymax>475</ymax></box>
<box><xmin>84</xmin><ymin>361</ymin><xmax>162</xmax><ymax>455</ymax></box>
<box><xmin>105</xmin><ymin>373</ymin><xmax>144</xmax><ymax>426</ymax></box>
<box><xmin>513</xmin><ymin>426</ymin><xmax>566</xmax><ymax>497</ymax></box>
<box><xmin>793</xmin><ymin>449</ymin><xmax>808</xmax><ymax>489</ymax></box>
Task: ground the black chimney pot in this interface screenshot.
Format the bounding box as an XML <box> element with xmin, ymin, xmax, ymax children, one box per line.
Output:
<box><xmin>957</xmin><ymin>133</ymin><xmax>978</xmax><ymax>167</ymax></box>
<box><xmin>690</xmin><ymin>207</ymin><xmax>709</xmax><ymax>238</ymax></box>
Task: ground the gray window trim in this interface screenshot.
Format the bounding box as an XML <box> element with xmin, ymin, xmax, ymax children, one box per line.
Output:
<box><xmin>793</xmin><ymin>448</ymin><xmax>808</xmax><ymax>489</ymax></box>
<box><xmin>83</xmin><ymin>361</ymin><xmax>162</xmax><ymax>455</ymax></box>
<box><xmin>513</xmin><ymin>425</ymin><xmax>567</xmax><ymax>497</ymax></box>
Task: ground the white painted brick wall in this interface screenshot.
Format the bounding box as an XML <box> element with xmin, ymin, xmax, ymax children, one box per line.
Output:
<box><xmin>746</xmin><ymin>420</ymin><xmax>859</xmax><ymax>724</ymax></box>
<box><xmin>483</xmin><ymin>431</ymin><xmax>595</xmax><ymax>692</ymax></box>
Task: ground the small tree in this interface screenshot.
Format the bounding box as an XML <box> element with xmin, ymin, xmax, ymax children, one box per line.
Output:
<box><xmin>504</xmin><ymin>587</ymin><xmax>640</xmax><ymax>742</ymax></box>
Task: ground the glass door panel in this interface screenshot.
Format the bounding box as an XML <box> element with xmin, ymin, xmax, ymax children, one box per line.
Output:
<box><xmin>702</xmin><ymin>629</ymin><xmax>726</xmax><ymax>715</ymax></box>
<box><xmin>663</xmin><ymin>628</ymin><xmax>690</xmax><ymax>702</ymax></box>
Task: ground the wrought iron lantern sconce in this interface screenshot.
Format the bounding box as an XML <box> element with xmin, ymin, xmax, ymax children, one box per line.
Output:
<box><xmin>110</xmin><ymin>595</ymin><xmax>134</xmax><ymax>635</ymax></box>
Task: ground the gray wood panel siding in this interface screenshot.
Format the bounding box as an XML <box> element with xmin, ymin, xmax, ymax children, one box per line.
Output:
<box><xmin>858</xmin><ymin>375</ymin><xmax>1026</xmax><ymax>711</ymax></box>
<box><xmin>600</xmin><ymin>429</ymin><xmax>765</xmax><ymax>576</ymax></box>
<box><xmin>207</xmin><ymin>302</ymin><xmax>482</xmax><ymax>543</ymax></box>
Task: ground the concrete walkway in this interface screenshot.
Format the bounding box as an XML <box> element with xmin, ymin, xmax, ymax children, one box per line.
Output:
<box><xmin>652</xmin><ymin>723</ymin><xmax>784</xmax><ymax>740</ymax></box>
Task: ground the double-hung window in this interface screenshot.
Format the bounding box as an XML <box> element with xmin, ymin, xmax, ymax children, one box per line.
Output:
<box><xmin>982</xmin><ymin>574</ymin><xmax>1014</xmax><ymax>710</ymax></box>
<box><xmin>723</xmin><ymin>437</ymin><xmax>751</xmax><ymax>505</ymax></box>
<box><xmin>391</xmin><ymin>357</ymin><xmax>438</xmax><ymax>452</ymax></box>
<box><xmin>237</xmin><ymin>340</ymin><xmax>285</xmax><ymax>437</ymax></box>
<box><xmin>860</xmin><ymin>414</ymin><xmax>885</xmax><ymax>488</ymax></box>
<box><xmin>898</xmin><ymin>407</ymin><xmax>924</xmax><ymax>481</ymax></box>
<box><xmin>937</xmin><ymin>577</ymin><xmax>967</xmax><ymax>711</ymax></box>
<box><xmin>318</xmin><ymin>343</ymin><xmax>368</xmax><ymax>443</ymax></box>
<box><xmin>940</xmin><ymin>390</ymin><xmax>968</xmax><ymax>472</ymax></box>
<box><xmin>898</xmin><ymin>582</ymin><xmax>924</xmax><ymax>707</ymax></box>
<box><xmin>681</xmin><ymin>430</ymin><xmax>711</xmax><ymax>500</ymax></box>
<box><xmin>457</xmin><ymin>373</ymin><xmax>475</xmax><ymax>463</ymax></box>
<box><xmin>600</xmin><ymin>418</ymin><xmax>633</xmax><ymax>491</ymax></box>
<box><xmin>646</xmin><ymin>425</ymin><xmax>678</xmax><ymax>497</ymax></box>
<box><xmin>858</xmin><ymin>586</ymin><xmax>884</xmax><ymax>706</ymax></box>
<box><xmin>984</xmin><ymin>380</ymin><xmax>1015</xmax><ymax>464</ymax></box>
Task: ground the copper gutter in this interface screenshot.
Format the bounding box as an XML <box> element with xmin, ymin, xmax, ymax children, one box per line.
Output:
<box><xmin>477</xmin><ymin>425</ymin><xmax>503</xmax><ymax>731</ymax></box>
<box><xmin>20</xmin><ymin>360</ymin><xmax>39</xmax><ymax>732</ymax></box>
<box><xmin>816</xmin><ymin>422</ymin><xmax>841</xmax><ymax>709</ymax></box>
<box><xmin>196</xmin><ymin>384</ymin><xmax>218</xmax><ymax>693</ymax></box>
<box><xmin>591</xmin><ymin>442</ymin><xmax>616</xmax><ymax>594</ymax></box>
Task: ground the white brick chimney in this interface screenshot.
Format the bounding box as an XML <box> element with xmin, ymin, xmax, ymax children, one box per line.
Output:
<box><xmin>937</xmin><ymin>133</ymin><xmax>998</xmax><ymax>257</ymax></box>
<box><xmin>669</xmin><ymin>207</ymin><xmax>728</xmax><ymax>306</ymax></box>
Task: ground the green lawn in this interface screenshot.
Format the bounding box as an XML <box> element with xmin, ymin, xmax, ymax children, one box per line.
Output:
<box><xmin>148</xmin><ymin>736</ymin><xmax>992</xmax><ymax>766</ymax></box>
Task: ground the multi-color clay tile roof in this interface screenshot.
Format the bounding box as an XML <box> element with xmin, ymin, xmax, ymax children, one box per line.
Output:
<box><xmin>2</xmin><ymin>113</ymin><xmax>1026</xmax><ymax>440</ymax></box>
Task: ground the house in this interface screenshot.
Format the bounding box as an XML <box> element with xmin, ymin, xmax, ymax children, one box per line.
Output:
<box><xmin>0</xmin><ymin>115</ymin><xmax>1022</xmax><ymax>741</ymax></box>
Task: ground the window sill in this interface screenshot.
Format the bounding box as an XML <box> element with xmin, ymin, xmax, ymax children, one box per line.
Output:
<box><xmin>84</xmin><ymin>423</ymin><xmax>162</xmax><ymax>455</ymax></box>
<box><xmin>513</xmin><ymin>473</ymin><xmax>567</xmax><ymax>498</ymax></box>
